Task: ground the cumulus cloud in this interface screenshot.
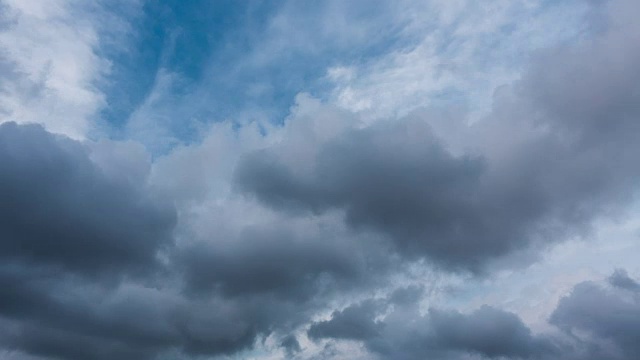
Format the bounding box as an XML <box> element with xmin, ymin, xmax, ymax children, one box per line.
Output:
<box><xmin>235</xmin><ymin>0</ymin><xmax>640</xmax><ymax>272</ymax></box>
<box><xmin>0</xmin><ymin>122</ymin><xmax>178</xmax><ymax>359</ymax></box>
<box><xmin>0</xmin><ymin>123</ymin><xmax>387</xmax><ymax>360</ymax></box>
<box><xmin>0</xmin><ymin>122</ymin><xmax>175</xmax><ymax>277</ymax></box>
<box><xmin>550</xmin><ymin>275</ymin><xmax>640</xmax><ymax>360</ymax></box>
<box><xmin>235</xmin><ymin>117</ymin><xmax>495</xmax><ymax>270</ymax></box>
<box><xmin>308</xmin><ymin>270</ymin><xmax>640</xmax><ymax>360</ymax></box>
<box><xmin>0</xmin><ymin>123</ymin><xmax>302</xmax><ymax>360</ymax></box>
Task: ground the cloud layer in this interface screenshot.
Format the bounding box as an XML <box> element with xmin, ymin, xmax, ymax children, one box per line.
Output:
<box><xmin>0</xmin><ymin>0</ymin><xmax>639</xmax><ymax>359</ymax></box>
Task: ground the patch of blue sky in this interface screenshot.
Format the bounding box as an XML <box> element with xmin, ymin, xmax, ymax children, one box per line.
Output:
<box><xmin>98</xmin><ymin>0</ymin><xmax>410</xmax><ymax>148</ymax></box>
<box><xmin>180</xmin><ymin>0</ymin><xmax>409</xmax><ymax>123</ymax></box>
<box><xmin>97</xmin><ymin>0</ymin><xmax>253</xmax><ymax>135</ymax></box>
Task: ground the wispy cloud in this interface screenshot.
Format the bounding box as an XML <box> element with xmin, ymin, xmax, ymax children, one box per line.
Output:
<box><xmin>0</xmin><ymin>0</ymin><xmax>138</xmax><ymax>138</ymax></box>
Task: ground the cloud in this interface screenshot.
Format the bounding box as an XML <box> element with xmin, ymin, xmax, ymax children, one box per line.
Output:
<box><xmin>0</xmin><ymin>0</ymin><xmax>137</xmax><ymax>139</ymax></box>
<box><xmin>426</xmin><ymin>306</ymin><xmax>556</xmax><ymax>359</ymax></box>
<box><xmin>119</xmin><ymin>0</ymin><xmax>412</xmax><ymax>149</ymax></box>
<box><xmin>326</xmin><ymin>0</ymin><xmax>591</xmax><ymax>121</ymax></box>
<box><xmin>281</xmin><ymin>334</ymin><xmax>302</xmax><ymax>356</ymax></box>
<box><xmin>235</xmin><ymin>0</ymin><xmax>640</xmax><ymax>272</ymax></box>
<box><xmin>235</xmin><ymin>117</ymin><xmax>495</xmax><ymax>270</ymax></box>
<box><xmin>0</xmin><ymin>273</ymin><xmax>277</xmax><ymax>360</ymax></box>
<box><xmin>0</xmin><ymin>122</ymin><xmax>183</xmax><ymax>359</ymax></box>
<box><xmin>179</xmin><ymin>223</ymin><xmax>368</xmax><ymax>300</ymax></box>
<box><xmin>0</xmin><ymin>122</ymin><xmax>175</xmax><ymax>277</ymax></box>
<box><xmin>0</xmin><ymin>123</ymin><xmax>310</xmax><ymax>359</ymax></box>
<box><xmin>308</xmin><ymin>300</ymin><xmax>384</xmax><ymax>341</ymax></box>
<box><xmin>0</xmin><ymin>122</ymin><xmax>389</xmax><ymax>359</ymax></box>
<box><xmin>609</xmin><ymin>269</ymin><xmax>640</xmax><ymax>291</ymax></box>
<box><xmin>0</xmin><ymin>122</ymin><xmax>326</xmax><ymax>360</ymax></box>
<box><xmin>551</xmin><ymin>275</ymin><xmax>640</xmax><ymax>360</ymax></box>
<box><xmin>308</xmin><ymin>293</ymin><xmax>556</xmax><ymax>360</ymax></box>
<box><xmin>1</xmin><ymin>1</ymin><xmax>640</xmax><ymax>360</ymax></box>
<box><xmin>308</xmin><ymin>270</ymin><xmax>640</xmax><ymax>360</ymax></box>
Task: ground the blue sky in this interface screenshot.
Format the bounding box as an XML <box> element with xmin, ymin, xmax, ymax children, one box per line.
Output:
<box><xmin>1</xmin><ymin>1</ymin><xmax>640</xmax><ymax>360</ymax></box>
<box><xmin>90</xmin><ymin>0</ymin><xmax>590</xmax><ymax>149</ymax></box>
<box><xmin>98</xmin><ymin>0</ymin><xmax>412</xmax><ymax>148</ymax></box>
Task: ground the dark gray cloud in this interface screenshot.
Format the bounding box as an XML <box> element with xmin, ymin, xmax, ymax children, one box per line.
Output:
<box><xmin>0</xmin><ymin>122</ymin><xmax>179</xmax><ymax>359</ymax></box>
<box><xmin>0</xmin><ymin>123</ymin><xmax>268</xmax><ymax>359</ymax></box>
<box><xmin>235</xmin><ymin>0</ymin><xmax>640</xmax><ymax>272</ymax></box>
<box><xmin>427</xmin><ymin>306</ymin><xmax>555</xmax><ymax>359</ymax></box>
<box><xmin>173</xmin><ymin>221</ymin><xmax>394</xmax><ymax>357</ymax></box>
<box><xmin>179</xmin><ymin>224</ymin><xmax>365</xmax><ymax>300</ymax></box>
<box><xmin>0</xmin><ymin>122</ymin><xmax>175</xmax><ymax>278</ymax></box>
<box><xmin>608</xmin><ymin>269</ymin><xmax>640</xmax><ymax>291</ymax></box>
<box><xmin>0</xmin><ymin>122</ymin><xmax>388</xmax><ymax>360</ymax></box>
<box><xmin>0</xmin><ymin>270</ymin><xmax>267</xmax><ymax>360</ymax></box>
<box><xmin>309</xmin><ymin>270</ymin><xmax>640</xmax><ymax>360</ymax></box>
<box><xmin>308</xmin><ymin>294</ymin><xmax>556</xmax><ymax>360</ymax></box>
<box><xmin>281</xmin><ymin>334</ymin><xmax>302</xmax><ymax>356</ymax></box>
<box><xmin>236</xmin><ymin>120</ymin><xmax>495</xmax><ymax>271</ymax></box>
<box><xmin>551</xmin><ymin>275</ymin><xmax>640</xmax><ymax>360</ymax></box>
<box><xmin>308</xmin><ymin>299</ymin><xmax>384</xmax><ymax>341</ymax></box>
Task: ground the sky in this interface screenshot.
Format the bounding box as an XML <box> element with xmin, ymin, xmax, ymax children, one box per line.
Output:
<box><xmin>0</xmin><ymin>0</ymin><xmax>639</xmax><ymax>359</ymax></box>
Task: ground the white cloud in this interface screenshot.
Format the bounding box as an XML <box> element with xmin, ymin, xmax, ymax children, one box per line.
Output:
<box><xmin>0</xmin><ymin>0</ymin><xmax>137</xmax><ymax>139</ymax></box>
<box><xmin>326</xmin><ymin>0</ymin><xmax>590</xmax><ymax>122</ymax></box>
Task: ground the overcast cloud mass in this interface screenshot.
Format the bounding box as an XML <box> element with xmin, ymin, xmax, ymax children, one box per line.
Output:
<box><xmin>1</xmin><ymin>0</ymin><xmax>639</xmax><ymax>359</ymax></box>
